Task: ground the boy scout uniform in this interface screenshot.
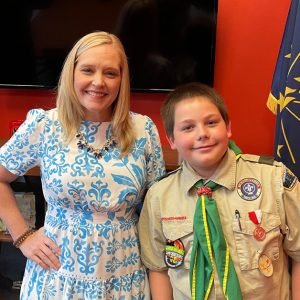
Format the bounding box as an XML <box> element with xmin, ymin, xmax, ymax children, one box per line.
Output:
<box><xmin>138</xmin><ymin>148</ymin><xmax>300</xmax><ymax>299</ymax></box>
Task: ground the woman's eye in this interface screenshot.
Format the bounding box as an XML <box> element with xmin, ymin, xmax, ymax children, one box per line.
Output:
<box><xmin>81</xmin><ymin>68</ymin><xmax>92</xmax><ymax>74</ymax></box>
<box><xmin>105</xmin><ymin>71</ymin><xmax>119</xmax><ymax>78</ymax></box>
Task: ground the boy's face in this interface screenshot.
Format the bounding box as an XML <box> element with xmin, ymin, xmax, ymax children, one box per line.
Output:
<box><xmin>167</xmin><ymin>96</ymin><xmax>232</xmax><ymax>178</ymax></box>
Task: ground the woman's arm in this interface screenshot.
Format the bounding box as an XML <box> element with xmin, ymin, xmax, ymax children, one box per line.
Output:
<box><xmin>0</xmin><ymin>165</ymin><xmax>28</xmax><ymax>239</ymax></box>
<box><xmin>149</xmin><ymin>270</ymin><xmax>173</xmax><ymax>300</ymax></box>
<box><xmin>0</xmin><ymin>165</ymin><xmax>61</xmax><ymax>270</ymax></box>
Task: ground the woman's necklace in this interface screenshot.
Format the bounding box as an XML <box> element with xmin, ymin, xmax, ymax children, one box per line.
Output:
<box><xmin>76</xmin><ymin>130</ymin><xmax>117</xmax><ymax>159</ymax></box>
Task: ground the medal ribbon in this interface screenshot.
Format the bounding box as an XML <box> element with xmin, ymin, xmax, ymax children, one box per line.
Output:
<box><xmin>248</xmin><ymin>209</ymin><xmax>262</xmax><ymax>225</ymax></box>
<box><xmin>190</xmin><ymin>140</ymin><xmax>243</xmax><ymax>300</ymax></box>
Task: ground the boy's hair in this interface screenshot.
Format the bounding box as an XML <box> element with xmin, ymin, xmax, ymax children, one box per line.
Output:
<box><xmin>56</xmin><ymin>31</ymin><xmax>133</xmax><ymax>155</ymax></box>
<box><xmin>160</xmin><ymin>82</ymin><xmax>230</xmax><ymax>139</ymax></box>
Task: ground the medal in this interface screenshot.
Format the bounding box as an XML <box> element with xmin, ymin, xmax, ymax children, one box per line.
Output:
<box><xmin>248</xmin><ymin>209</ymin><xmax>266</xmax><ymax>241</ymax></box>
<box><xmin>164</xmin><ymin>239</ymin><xmax>185</xmax><ymax>268</ymax></box>
<box><xmin>258</xmin><ymin>254</ymin><xmax>273</xmax><ymax>277</ymax></box>
<box><xmin>253</xmin><ymin>226</ymin><xmax>266</xmax><ymax>241</ymax></box>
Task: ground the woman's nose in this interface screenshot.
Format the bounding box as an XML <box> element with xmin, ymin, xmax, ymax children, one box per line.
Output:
<box><xmin>92</xmin><ymin>73</ymin><xmax>104</xmax><ymax>86</ymax></box>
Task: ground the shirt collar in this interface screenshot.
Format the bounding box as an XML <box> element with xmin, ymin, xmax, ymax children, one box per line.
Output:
<box><xmin>181</xmin><ymin>149</ymin><xmax>238</xmax><ymax>195</ymax></box>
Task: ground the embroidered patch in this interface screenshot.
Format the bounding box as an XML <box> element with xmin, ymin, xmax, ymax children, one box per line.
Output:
<box><xmin>237</xmin><ymin>178</ymin><xmax>261</xmax><ymax>201</ymax></box>
<box><xmin>283</xmin><ymin>167</ymin><xmax>297</xmax><ymax>190</ymax></box>
<box><xmin>164</xmin><ymin>239</ymin><xmax>185</xmax><ymax>268</ymax></box>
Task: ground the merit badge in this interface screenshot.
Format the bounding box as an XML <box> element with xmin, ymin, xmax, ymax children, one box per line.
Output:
<box><xmin>248</xmin><ymin>209</ymin><xmax>266</xmax><ymax>241</ymax></box>
<box><xmin>164</xmin><ymin>239</ymin><xmax>185</xmax><ymax>268</ymax></box>
<box><xmin>237</xmin><ymin>178</ymin><xmax>261</xmax><ymax>201</ymax></box>
<box><xmin>258</xmin><ymin>254</ymin><xmax>273</xmax><ymax>277</ymax></box>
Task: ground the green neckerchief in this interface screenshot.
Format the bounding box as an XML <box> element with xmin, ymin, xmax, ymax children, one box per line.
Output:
<box><xmin>189</xmin><ymin>140</ymin><xmax>243</xmax><ymax>300</ymax></box>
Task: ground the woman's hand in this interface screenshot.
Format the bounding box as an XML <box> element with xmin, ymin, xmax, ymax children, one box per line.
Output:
<box><xmin>19</xmin><ymin>227</ymin><xmax>61</xmax><ymax>271</ymax></box>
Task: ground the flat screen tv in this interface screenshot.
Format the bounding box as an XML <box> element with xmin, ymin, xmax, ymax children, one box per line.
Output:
<box><xmin>0</xmin><ymin>0</ymin><xmax>217</xmax><ymax>92</ymax></box>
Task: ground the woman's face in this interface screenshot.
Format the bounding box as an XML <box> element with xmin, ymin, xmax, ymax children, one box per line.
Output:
<box><xmin>74</xmin><ymin>44</ymin><xmax>122</xmax><ymax>122</ymax></box>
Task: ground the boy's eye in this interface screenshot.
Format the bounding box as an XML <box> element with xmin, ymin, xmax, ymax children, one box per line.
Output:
<box><xmin>182</xmin><ymin>125</ymin><xmax>194</xmax><ymax>131</ymax></box>
<box><xmin>207</xmin><ymin>119</ymin><xmax>217</xmax><ymax>126</ymax></box>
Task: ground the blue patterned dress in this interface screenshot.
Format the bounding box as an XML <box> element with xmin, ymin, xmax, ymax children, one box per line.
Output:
<box><xmin>0</xmin><ymin>108</ymin><xmax>165</xmax><ymax>299</ymax></box>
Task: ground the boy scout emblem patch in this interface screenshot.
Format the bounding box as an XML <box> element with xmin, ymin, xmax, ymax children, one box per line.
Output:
<box><xmin>164</xmin><ymin>239</ymin><xmax>185</xmax><ymax>268</ymax></box>
<box><xmin>237</xmin><ymin>178</ymin><xmax>261</xmax><ymax>201</ymax></box>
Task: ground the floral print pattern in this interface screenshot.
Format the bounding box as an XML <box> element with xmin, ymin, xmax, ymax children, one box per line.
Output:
<box><xmin>0</xmin><ymin>108</ymin><xmax>165</xmax><ymax>299</ymax></box>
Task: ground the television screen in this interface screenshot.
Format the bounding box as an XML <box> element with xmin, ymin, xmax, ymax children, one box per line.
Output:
<box><xmin>0</xmin><ymin>0</ymin><xmax>217</xmax><ymax>92</ymax></box>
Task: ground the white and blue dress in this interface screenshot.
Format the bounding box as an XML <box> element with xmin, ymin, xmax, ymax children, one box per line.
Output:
<box><xmin>0</xmin><ymin>108</ymin><xmax>165</xmax><ymax>300</ymax></box>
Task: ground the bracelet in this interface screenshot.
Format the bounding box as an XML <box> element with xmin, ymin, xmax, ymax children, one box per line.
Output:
<box><xmin>13</xmin><ymin>229</ymin><xmax>35</xmax><ymax>248</ymax></box>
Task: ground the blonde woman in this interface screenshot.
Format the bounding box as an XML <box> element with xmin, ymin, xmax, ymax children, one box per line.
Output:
<box><xmin>0</xmin><ymin>31</ymin><xmax>165</xmax><ymax>299</ymax></box>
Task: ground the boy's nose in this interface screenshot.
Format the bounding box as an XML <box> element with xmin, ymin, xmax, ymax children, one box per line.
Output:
<box><xmin>196</xmin><ymin>125</ymin><xmax>209</xmax><ymax>140</ymax></box>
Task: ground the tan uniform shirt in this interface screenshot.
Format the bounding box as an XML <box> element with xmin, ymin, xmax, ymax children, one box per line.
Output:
<box><xmin>138</xmin><ymin>149</ymin><xmax>300</xmax><ymax>299</ymax></box>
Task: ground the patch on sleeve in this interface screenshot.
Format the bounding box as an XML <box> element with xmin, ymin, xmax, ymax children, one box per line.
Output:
<box><xmin>283</xmin><ymin>167</ymin><xmax>298</xmax><ymax>190</ymax></box>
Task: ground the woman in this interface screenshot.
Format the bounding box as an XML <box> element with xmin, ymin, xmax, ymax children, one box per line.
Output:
<box><xmin>0</xmin><ymin>31</ymin><xmax>165</xmax><ymax>299</ymax></box>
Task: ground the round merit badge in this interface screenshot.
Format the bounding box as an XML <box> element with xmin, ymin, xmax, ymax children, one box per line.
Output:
<box><xmin>237</xmin><ymin>178</ymin><xmax>262</xmax><ymax>201</ymax></box>
<box><xmin>164</xmin><ymin>239</ymin><xmax>185</xmax><ymax>268</ymax></box>
<box><xmin>258</xmin><ymin>254</ymin><xmax>273</xmax><ymax>277</ymax></box>
<box><xmin>253</xmin><ymin>226</ymin><xmax>266</xmax><ymax>241</ymax></box>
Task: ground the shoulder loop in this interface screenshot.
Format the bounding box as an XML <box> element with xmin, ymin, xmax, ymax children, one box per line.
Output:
<box><xmin>235</xmin><ymin>154</ymin><xmax>242</xmax><ymax>161</ymax></box>
<box><xmin>258</xmin><ymin>155</ymin><xmax>275</xmax><ymax>165</ymax></box>
<box><xmin>158</xmin><ymin>166</ymin><xmax>182</xmax><ymax>182</ymax></box>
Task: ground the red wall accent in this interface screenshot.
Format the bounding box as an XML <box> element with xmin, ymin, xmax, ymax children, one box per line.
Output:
<box><xmin>0</xmin><ymin>0</ymin><xmax>291</xmax><ymax>155</ymax></box>
<box><xmin>213</xmin><ymin>0</ymin><xmax>290</xmax><ymax>155</ymax></box>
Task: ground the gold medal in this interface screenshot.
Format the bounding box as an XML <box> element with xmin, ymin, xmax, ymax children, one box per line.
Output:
<box><xmin>258</xmin><ymin>254</ymin><xmax>273</xmax><ymax>277</ymax></box>
<box><xmin>253</xmin><ymin>225</ymin><xmax>266</xmax><ymax>241</ymax></box>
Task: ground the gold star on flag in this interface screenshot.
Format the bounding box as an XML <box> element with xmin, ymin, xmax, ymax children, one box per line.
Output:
<box><xmin>277</xmin><ymin>144</ymin><xmax>284</xmax><ymax>158</ymax></box>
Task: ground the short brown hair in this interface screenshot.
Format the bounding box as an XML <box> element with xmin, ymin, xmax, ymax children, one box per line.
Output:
<box><xmin>161</xmin><ymin>82</ymin><xmax>230</xmax><ymax>139</ymax></box>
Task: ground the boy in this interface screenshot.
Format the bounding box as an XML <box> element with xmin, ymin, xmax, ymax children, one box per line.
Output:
<box><xmin>138</xmin><ymin>82</ymin><xmax>300</xmax><ymax>299</ymax></box>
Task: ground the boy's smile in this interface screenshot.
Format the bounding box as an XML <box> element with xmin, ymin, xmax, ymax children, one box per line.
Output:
<box><xmin>168</xmin><ymin>96</ymin><xmax>232</xmax><ymax>178</ymax></box>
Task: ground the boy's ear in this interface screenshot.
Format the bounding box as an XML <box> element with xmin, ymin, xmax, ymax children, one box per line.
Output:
<box><xmin>227</xmin><ymin>121</ymin><xmax>232</xmax><ymax>138</ymax></box>
<box><xmin>166</xmin><ymin>135</ymin><xmax>177</xmax><ymax>150</ymax></box>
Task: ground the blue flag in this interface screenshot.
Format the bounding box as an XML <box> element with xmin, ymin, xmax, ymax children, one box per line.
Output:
<box><xmin>267</xmin><ymin>0</ymin><xmax>300</xmax><ymax>179</ymax></box>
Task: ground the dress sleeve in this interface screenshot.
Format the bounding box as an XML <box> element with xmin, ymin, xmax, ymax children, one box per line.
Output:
<box><xmin>144</xmin><ymin>116</ymin><xmax>166</xmax><ymax>188</ymax></box>
<box><xmin>0</xmin><ymin>109</ymin><xmax>46</xmax><ymax>176</ymax></box>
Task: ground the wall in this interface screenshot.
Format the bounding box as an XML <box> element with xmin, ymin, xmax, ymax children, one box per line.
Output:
<box><xmin>213</xmin><ymin>0</ymin><xmax>290</xmax><ymax>155</ymax></box>
<box><xmin>0</xmin><ymin>0</ymin><xmax>291</xmax><ymax>155</ymax></box>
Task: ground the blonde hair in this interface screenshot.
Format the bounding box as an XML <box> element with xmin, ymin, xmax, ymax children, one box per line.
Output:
<box><xmin>56</xmin><ymin>31</ymin><xmax>133</xmax><ymax>155</ymax></box>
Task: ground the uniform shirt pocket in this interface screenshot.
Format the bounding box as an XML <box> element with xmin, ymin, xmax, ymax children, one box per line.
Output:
<box><xmin>162</xmin><ymin>219</ymin><xmax>193</xmax><ymax>269</ymax></box>
<box><xmin>232</xmin><ymin>211</ymin><xmax>281</xmax><ymax>270</ymax></box>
